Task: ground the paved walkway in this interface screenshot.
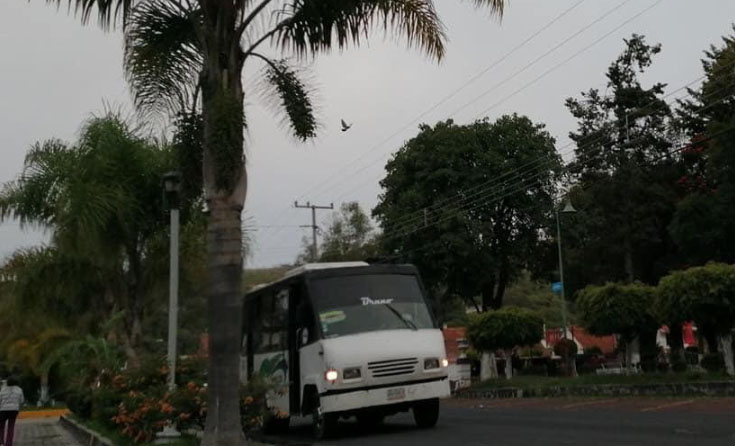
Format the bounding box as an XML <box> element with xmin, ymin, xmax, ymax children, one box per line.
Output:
<box><xmin>15</xmin><ymin>418</ymin><xmax>81</xmax><ymax>446</ymax></box>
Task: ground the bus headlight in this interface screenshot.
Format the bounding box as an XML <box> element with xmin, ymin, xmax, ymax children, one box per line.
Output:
<box><xmin>342</xmin><ymin>367</ymin><xmax>362</xmax><ymax>380</ymax></box>
<box><xmin>424</xmin><ymin>358</ymin><xmax>440</xmax><ymax>370</ymax></box>
<box><xmin>441</xmin><ymin>358</ymin><xmax>449</xmax><ymax>368</ymax></box>
<box><xmin>324</xmin><ymin>369</ymin><xmax>339</xmax><ymax>382</ymax></box>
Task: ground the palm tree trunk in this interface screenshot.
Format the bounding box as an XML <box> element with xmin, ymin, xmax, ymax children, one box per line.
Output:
<box><xmin>200</xmin><ymin>5</ymin><xmax>247</xmax><ymax>443</ymax></box>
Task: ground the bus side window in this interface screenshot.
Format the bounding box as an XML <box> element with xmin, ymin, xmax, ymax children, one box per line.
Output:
<box><xmin>257</xmin><ymin>288</ymin><xmax>288</xmax><ymax>354</ymax></box>
<box><xmin>296</xmin><ymin>297</ymin><xmax>316</xmax><ymax>346</ymax></box>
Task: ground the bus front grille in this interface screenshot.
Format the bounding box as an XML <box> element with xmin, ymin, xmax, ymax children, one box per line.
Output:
<box><xmin>368</xmin><ymin>358</ymin><xmax>418</xmax><ymax>377</ymax></box>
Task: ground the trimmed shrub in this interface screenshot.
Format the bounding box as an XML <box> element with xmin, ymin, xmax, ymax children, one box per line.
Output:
<box><xmin>701</xmin><ymin>353</ymin><xmax>725</xmax><ymax>372</ymax></box>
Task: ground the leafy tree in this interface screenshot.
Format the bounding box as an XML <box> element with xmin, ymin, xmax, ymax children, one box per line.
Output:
<box><xmin>657</xmin><ymin>263</ymin><xmax>735</xmax><ymax>375</ymax></box>
<box><xmin>296</xmin><ymin>201</ymin><xmax>379</xmax><ymax>264</ymax></box>
<box><xmin>39</xmin><ymin>1</ymin><xmax>507</xmax><ymax>442</ymax></box>
<box><xmin>0</xmin><ymin>114</ymin><xmax>202</xmax><ymax>363</ymax></box>
<box><xmin>564</xmin><ymin>34</ymin><xmax>680</xmax><ymax>289</ymax></box>
<box><xmin>374</xmin><ymin>115</ymin><xmax>561</xmax><ymax>311</ymax></box>
<box><xmin>503</xmin><ymin>271</ymin><xmax>569</xmax><ymax>328</ymax></box>
<box><xmin>466</xmin><ymin>306</ymin><xmax>543</xmax><ymax>379</ymax></box>
<box><xmin>576</xmin><ymin>282</ymin><xmax>656</xmax><ymax>368</ymax></box>
<box><xmin>670</xmin><ymin>27</ymin><xmax>735</xmax><ymax>265</ymax></box>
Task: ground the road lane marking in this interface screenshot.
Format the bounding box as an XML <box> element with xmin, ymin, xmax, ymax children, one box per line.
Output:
<box><xmin>560</xmin><ymin>399</ymin><xmax>618</xmax><ymax>409</ymax></box>
<box><xmin>475</xmin><ymin>399</ymin><xmax>546</xmax><ymax>409</ymax></box>
<box><xmin>641</xmin><ymin>399</ymin><xmax>695</xmax><ymax>412</ymax></box>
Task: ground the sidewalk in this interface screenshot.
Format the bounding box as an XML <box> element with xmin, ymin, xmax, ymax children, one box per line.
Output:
<box><xmin>15</xmin><ymin>418</ymin><xmax>81</xmax><ymax>446</ymax></box>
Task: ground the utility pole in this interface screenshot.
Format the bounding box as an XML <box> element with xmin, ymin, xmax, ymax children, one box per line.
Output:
<box><xmin>295</xmin><ymin>201</ymin><xmax>333</xmax><ymax>261</ymax></box>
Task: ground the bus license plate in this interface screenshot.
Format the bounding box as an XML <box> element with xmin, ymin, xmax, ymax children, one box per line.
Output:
<box><xmin>387</xmin><ymin>387</ymin><xmax>405</xmax><ymax>401</ymax></box>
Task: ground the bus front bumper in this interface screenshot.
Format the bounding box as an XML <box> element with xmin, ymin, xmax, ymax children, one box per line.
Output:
<box><xmin>319</xmin><ymin>377</ymin><xmax>450</xmax><ymax>413</ymax></box>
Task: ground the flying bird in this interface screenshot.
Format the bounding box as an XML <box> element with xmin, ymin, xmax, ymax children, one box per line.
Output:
<box><xmin>341</xmin><ymin>119</ymin><xmax>352</xmax><ymax>132</ymax></box>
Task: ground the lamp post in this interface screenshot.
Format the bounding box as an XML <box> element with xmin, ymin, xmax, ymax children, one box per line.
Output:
<box><xmin>163</xmin><ymin>171</ymin><xmax>181</xmax><ymax>391</ymax></box>
<box><xmin>158</xmin><ymin>172</ymin><xmax>181</xmax><ymax>443</ymax></box>
<box><xmin>556</xmin><ymin>199</ymin><xmax>576</xmax><ymax>339</ymax></box>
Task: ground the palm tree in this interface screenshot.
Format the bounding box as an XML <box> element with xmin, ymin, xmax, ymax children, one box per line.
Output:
<box><xmin>0</xmin><ymin>115</ymin><xmax>176</xmax><ymax>363</ymax></box>
<box><xmin>39</xmin><ymin>1</ymin><xmax>506</xmax><ymax>443</ymax></box>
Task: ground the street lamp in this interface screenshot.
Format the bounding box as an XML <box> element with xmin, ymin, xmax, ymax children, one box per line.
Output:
<box><xmin>159</xmin><ymin>171</ymin><xmax>182</xmax><ymax>442</ymax></box>
<box><xmin>163</xmin><ymin>171</ymin><xmax>181</xmax><ymax>392</ymax></box>
<box><xmin>556</xmin><ymin>199</ymin><xmax>576</xmax><ymax>340</ymax></box>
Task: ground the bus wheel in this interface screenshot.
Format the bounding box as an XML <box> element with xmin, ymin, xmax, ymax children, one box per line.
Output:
<box><xmin>313</xmin><ymin>402</ymin><xmax>338</xmax><ymax>439</ymax></box>
<box><xmin>413</xmin><ymin>398</ymin><xmax>440</xmax><ymax>428</ymax></box>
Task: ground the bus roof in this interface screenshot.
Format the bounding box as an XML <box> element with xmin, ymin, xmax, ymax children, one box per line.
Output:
<box><xmin>284</xmin><ymin>261</ymin><xmax>369</xmax><ymax>278</ymax></box>
<box><xmin>244</xmin><ymin>263</ymin><xmax>422</xmax><ymax>299</ymax></box>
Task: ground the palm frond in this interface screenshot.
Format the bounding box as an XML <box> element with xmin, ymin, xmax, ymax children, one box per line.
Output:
<box><xmin>124</xmin><ymin>0</ymin><xmax>203</xmax><ymax>117</ymax></box>
<box><xmin>467</xmin><ymin>0</ymin><xmax>506</xmax><ymax>17</ymax></box>
<box><xmin>0</xmin><ymin>139</ymin><xmax>73</xmax><ymax>226</ymax></box>
<box><xmin>47</xmin><ymin>0</ymin><xmax>136</xmax><ymax>29</ymax></box>
<box><xmin>276</xmin><ymin>0</ymin><xmax>447</xmax><ymax>61</ymax></box>
<box><xmin>255</xmin><ymin>55</ymin><xmax>318</xmax><ymax>141</ymax></box>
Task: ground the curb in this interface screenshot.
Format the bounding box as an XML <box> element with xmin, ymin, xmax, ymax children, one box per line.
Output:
<box><xmin>59</xmin><ymin>415</ymin><xmax>114</xmax><ymax>446</ymax></box>
<box><xmin>456</xmin><ymin>380</ymin><xmax>735</xmax><ymax>399</ymax></box>
<box><xmin>19</xmin><ymin>408</ymin><xmax>70</xmax><ymax>419</ymax></box>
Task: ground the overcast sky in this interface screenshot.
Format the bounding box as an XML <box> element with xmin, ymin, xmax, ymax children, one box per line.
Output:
<box><xmin>1</xmin><ymin>0</ymin><xmax>735</xmax><ymax>268</ymax></box>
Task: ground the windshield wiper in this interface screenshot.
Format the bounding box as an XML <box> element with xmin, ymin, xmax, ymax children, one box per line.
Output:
<box><xmin>384</xmin><ymin>304</ymin><xmax>418</xmax><ymax>330</ymax></box>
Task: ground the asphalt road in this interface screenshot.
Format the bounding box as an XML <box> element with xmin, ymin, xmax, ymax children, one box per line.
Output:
<box><xmin>265</xmin><ymin>397</ymin><xmax>735</xmax><ymax>446</ymax></box>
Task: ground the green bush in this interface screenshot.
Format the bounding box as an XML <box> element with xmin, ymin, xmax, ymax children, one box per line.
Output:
<box><xmin>90</xmin><ymin>387</ymin><xmax>123</xmax><ymax>428</ymax></box>
<box><xmin>700</xmin><ymin>353</ymin><xmax>725</xmax><ymax>372</ymax></box>
<box><xmin>671</xmin><ymin>358</ymin><xmax>688</xmax><ymax>373</ymax></box>
<box><xmin>65</xmin><ymin>388</ymin><xmax>93</xmax><ymax>419</ymax></box>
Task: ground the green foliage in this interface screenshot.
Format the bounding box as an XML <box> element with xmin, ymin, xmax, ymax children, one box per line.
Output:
<box><xmin>467</xmin><ymin>306</ymin><xmax>544</xmax><ymax>352</ymax></box>
<box><xmin>656</xmin><ymin>263</ymin><xmax>735</xmax><ymax>334</ymax></box>
<box><xmin>65</xmin><ymin>354</ymin><xmax>270</xmax><ymax>443</ymax></box>
<box><xmin>297</xmin><ymin>201</ymin><xmax>380</xmax><ymax>264</ymax></box>
<box><xmin>261</xmin><ymin>58</ymin><xmax>318</xmax><ymax>141</ymax></box>
<box><xmin>700</xmin><ymin>353</ymin><xmax>725</xmax><ymax>373</ymax></box>
<box><xmin>276</xmin><ymin>0</ymin><xmax>448</xmax><ymax>60</ymax></box>
<box><xmin>124</xmin><ymin>0</ymin><xmax>202</xmax><ymax>117</ymax></box>
<box><xmin>173</xmin><ymin>112</ymin><xmax>204</xmax><ymax>207</ymax></box>
<box><xmin>576</xmin><ymin>282</ymin><xmax>655</xmax><ymax>342</ymax></box>
<box><xmin>0</xmin><ymin>113</ymin><xmax>208</xmax><ymax>376</ymax></box>
<box><xmin>563</xmin><ymin>34</ymin><xmax>679</xmax><ymax>290</ymax></box>
<box><xmin>374</xmin><ymin>115</ymin><xmax>561</xmax><ymax>310</ymax></box>
<box><xmin>671</xmin><ymin>27</ymin><xmax>735</xmax><ymax>264</ymax></box>
<box><xmin>504</xmin><ymin>271</ymin><xmax>569</xmax><ymax>327</ymax></box>
<box><xmin>210</xmin><ymin>91</ymin><xmax>245</xmax><ymax>192</ymax></box>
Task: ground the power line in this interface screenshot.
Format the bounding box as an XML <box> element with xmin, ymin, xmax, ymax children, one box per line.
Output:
<box><xmin>376</xmin><ymin>123</ymin><xmax>735</xmax><ymax>263</ymax></box>
<box><xmin>255</xmin><ymin>1</ymin><xmax>593</xmax><ymax>246</ymax></box>
<box><xmin>378</xmin><ymin>67</ymin><xmax>723</xmax><ymax>237</ymax></box>
<box><xmin>377</xmin><ymin>50</ymin><xmax>735</xmax><ymax>236</ymax></box>
<box><xmin>331</xmin><ymin>0</ymin><xmax>660</xmax><ymax>204</ymax></box>
<box><xmin>376</xmin><ymin>81</ymin><xmax>734</xmax><ymax>243</ymax></box>
<box><xmin>294</xmin><ymin>201</ymin><xmax>333</xmax><ymax>261</ymax></box>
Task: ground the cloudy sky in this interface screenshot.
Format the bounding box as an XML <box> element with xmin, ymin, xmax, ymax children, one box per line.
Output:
<box><xmin>1</xmin><ymin>0</ymin><xmax>735</xmax><ymax>268</ymax></box>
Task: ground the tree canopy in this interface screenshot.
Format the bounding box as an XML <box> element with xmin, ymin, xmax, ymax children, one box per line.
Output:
<box><xmin>297</xmin><ymin>201</ymin><xmax>379</xmax><ymax>264</ymax></box>
<box><xmin>670</xmin><ymin>27</ymin><xmax>735</xmax><ymax>265</ymax></box>
<box><xmin>576</xmin><ymin>282</ymin><xmax>655</xmax><ymax>342</ymax></box>
<box><xmin>466</xmin><ymin>306</ymin><xmax>544</xmax><ymax>352</ymax></box>
<box><xmin>562</xmin><ymin>34</ymin><xmax>680</xmax><ymax>291</ymax></box>
<box><xmin>374</xmin><ymin>115</ymin><xmax>561</xmax><ymax>311</ymax></box>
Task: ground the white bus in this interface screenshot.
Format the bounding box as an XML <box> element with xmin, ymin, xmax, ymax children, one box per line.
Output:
<box><xmin>241</xmin><ymin>262</ymin><xmax>450</xmax><ymax>438</ymax></box>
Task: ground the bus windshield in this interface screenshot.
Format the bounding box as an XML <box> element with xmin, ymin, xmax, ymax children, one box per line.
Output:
<box><xmin>309</xmin><ymin>274</ymin><xmax>435</xmax><ymax>338</ymax></box>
